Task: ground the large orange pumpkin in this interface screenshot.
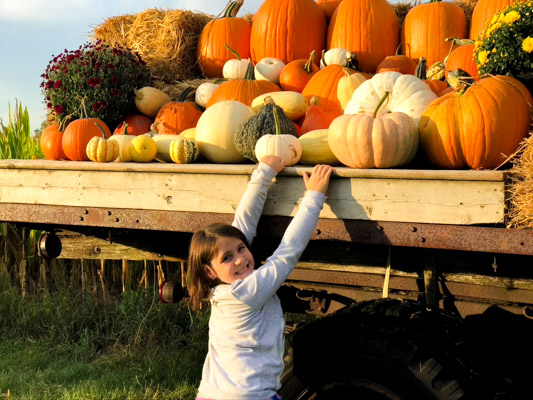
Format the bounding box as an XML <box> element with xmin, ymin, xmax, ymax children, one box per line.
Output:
<box><xmin>419</xmin><ymin>76</ymin><xmax>533</xmax><ymax>169</ymax></box>
<box><xmin>375</xmin><ymin>44</ymin><xmax>418</xmax><ymax>75</ymax></box>
<box><xmin>445</xmin><ymin>43</ymin><xmax>479</xmax><ymax>81</ymax></box>
<box><xmin>317</xmin><ymin>0</ymin><xmax>342</xmax><ymax>21</ymax></box>
<box><xmin>206</xmin><ymin>62</ymin><xmax>281</xmax><ymax>108</ymax></box>
<box><xmin>301</xmin><ymin>64</ymin><xmax>355</xmax><ymax>115</ymax></box>
<box><xmin>327</xmin><ymin>0</ymin><xmax>399</xmax><ymax>74</ymax></box>
<box><xmin>153</xmin><ymin>89</ymin><xmax>203</xmax><ymax>135</ymax></box>
<box><xmin>469</xmin><ymin>0</ymin><xmax>516</xmax><ymax>40</ymax></box>
<box><xmin>197</xmin><ymin>1</ymin><xmax>251</xmax><ymax>78</ymax></box>
<box><xmin>62</xmin><ymin>117</ymin><xmax>111</xmax><ymax>161</ymax></box>
<box><xmin>41</xmin><ymin>123</ymin><xmax>68</xmax><ymax>160</ymax></box>
<box><xmin>401</xmin><ymin>0</ymin><xmax>466</xmax><ymax>67</ymax></box>
<box><xmin>250</xmin><ymin>0</ymin><xmax>326</xmax><ymax>65</ymax></box>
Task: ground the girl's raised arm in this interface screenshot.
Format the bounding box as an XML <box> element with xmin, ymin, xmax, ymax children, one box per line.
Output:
<box><xmin>232</xmin><ymin>156</ymin><xmax>285</xmax><ymax>245</ymax></box>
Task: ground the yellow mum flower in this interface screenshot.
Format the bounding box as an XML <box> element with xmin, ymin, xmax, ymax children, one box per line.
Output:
<box><xmin>503</xmin><ymin>10</ymin><xmax>521</xmax><ymax>24</ymax></box>
<box><xmin>522</xmin><ymin>37</ymin><xmax>533</xmax><ymax>53</ymax></box>
<box><xmin>478</xmin><ymin>50</ymin><xmax>490</xmax><ymax>65</ymax></box>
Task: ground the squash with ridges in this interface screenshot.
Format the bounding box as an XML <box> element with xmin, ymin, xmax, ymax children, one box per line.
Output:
<box><xmin>169</xmin><ymin>137</ymin><xmax>200</xmax><ymax>164</ymax></box>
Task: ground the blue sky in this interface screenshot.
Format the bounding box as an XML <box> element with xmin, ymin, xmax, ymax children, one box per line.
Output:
<box><xmin>0</xmin><ymin>0</ymin><xmax>264</xmax><ymax>132</ymax></box>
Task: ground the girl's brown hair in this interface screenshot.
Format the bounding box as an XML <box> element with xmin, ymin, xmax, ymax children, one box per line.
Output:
<box><xmin>187</xmin><ymin>223</ymin><xmax>250</xmax><ymax>311</ymax></box>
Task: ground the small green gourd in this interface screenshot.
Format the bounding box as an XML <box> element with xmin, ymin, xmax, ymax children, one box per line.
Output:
<box><xmin>234</xmin><ymin>96</ymin><xmax>298</xmax><ymax>162</ymax></box>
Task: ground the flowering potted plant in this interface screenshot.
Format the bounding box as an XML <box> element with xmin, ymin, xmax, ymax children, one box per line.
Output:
<box><xmin>473</xmin><ymin>1</ymin><xmax>533</xmax><ymax>93</ymax></box>
<box><xmin>41</xmin><ymin>41</ymin><xmax>152</xmax><ymax>128</ymax></box>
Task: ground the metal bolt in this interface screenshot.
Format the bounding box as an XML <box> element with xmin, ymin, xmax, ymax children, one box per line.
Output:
<box><xmin>376</xmin><ymin>225</ymin><xmax>383</xmax><ymax>231</ymax></box>
<box><xmin>93</xmin><ymin>246</ymin><xmax>101</xmax><ymax>254</ymax></box>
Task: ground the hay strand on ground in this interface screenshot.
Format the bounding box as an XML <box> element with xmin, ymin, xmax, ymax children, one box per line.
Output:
<box><xmin>91</xmin><ymin>8</ymin><xmax>212</xmax><ymax>82</ymax></box>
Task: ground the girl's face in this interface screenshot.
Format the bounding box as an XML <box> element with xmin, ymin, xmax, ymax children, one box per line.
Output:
<box><xmin>205</xmin><ymin>236</ymin><xmax>254</xmax><ymax>284</ymax></box>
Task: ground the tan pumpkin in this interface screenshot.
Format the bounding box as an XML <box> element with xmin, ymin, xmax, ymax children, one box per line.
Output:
<box><xmin>169</xmin><ymin>137</ymin><xmax>200</xmax><ymax>164</ymax></box>
<box><xmin>195</xmin><ymin>100</ymin><xmax>255</xmax><ymax>163</ymax></box>
<box><xmin>329</xmin><ymin>92</ymin><xmax>419</xmax><ymax>168</ymax></box>
<box><xmin>86</xmin><ymin>124</ymin><xmax>119</xmax><ymax>163</ymax></box>
<box><xmin>298</xmin><ymin>129</ymin><xmax>340</xmax><ymax>165</ymax></box>
<box><xmin>109</xmin><ymin>124</ymin><xmax>134</xmax><ymax>162</ymax></box>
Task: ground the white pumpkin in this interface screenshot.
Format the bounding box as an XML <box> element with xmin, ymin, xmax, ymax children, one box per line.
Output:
<box><xmin>195</xmin><ymin>82</ymin><xmax>219</xmax><ymax>108</ymax></box>
<box><xmin>254</xmin><ymin>107</ymin><xmax>302</xmax><ymax>166</ymax></box>
<box><xmin>320</xmin><ymin>48</ymin><xmax>350</xmax><ymax>69</ymax></box>
<box><xmin>195</xmin><ymin>100</ymin><xmax>254</xmax><ymax>163</ymax></box>
<box><xmin>109</xmin><ymin>134</ymin><xmax>134</xmax><ymax>162</ymax></box>
<box><xmin>344</xmin><ymin>71</ymin><xmax>437</xmax><ymax>126</ymax></box>
<box><xmin>223</xmin><ymin>58</ymin><xmax>252</xmax><ymax>80</ymax></box>
<box><xmin>255</xmin><ymin>57</ymin><xmax>286</xmax><ymax>84</ymax></box>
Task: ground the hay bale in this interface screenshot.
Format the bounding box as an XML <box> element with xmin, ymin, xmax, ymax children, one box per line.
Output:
<box><xmin>507</xmin><ymin>133</ymin><xmax>533</xmax><ymax>229</ymax></box>
<box><xmin>153</xmin><ymin>78</ymin><xmax>216</xmax><ymax>102</ymax></box>
<box><xmin>91</xmin><ymin>8</ymin><xmax>212</xmax><ymax>82</ymax></box>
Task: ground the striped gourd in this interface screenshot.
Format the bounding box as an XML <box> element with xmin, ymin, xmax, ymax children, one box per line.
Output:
<box><xmin>86</xmin><ymin>126</ymin><xmax>119</xmax><ymax>163</ymax></box>
<box><xmin>169</xmin><ymin>137</ymin><xmax>200</xmax><ymax>164</ymax></box>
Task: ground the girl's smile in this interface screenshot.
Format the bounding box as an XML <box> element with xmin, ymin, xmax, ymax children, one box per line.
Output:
<box><xmin>205</xmin><ymin>236</ymin><xmax>255</xmax><ymax>284</ymax></box>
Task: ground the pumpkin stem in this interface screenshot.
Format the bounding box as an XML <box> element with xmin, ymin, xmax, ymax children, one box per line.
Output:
<box><xmin>123</xmin><ymin>123</ymin><xmax>129</xmax><ymax>136</ymax></box>
<box><xmin>272</xmin><ymin>105</ymin><xmax>281</xmax><ymax>136</ymax></box>
<box><xmin>304</xmin><ymin>50</ymin><xmax>316</xmax><ymax>74</ymax></box>
<box><xmin>345</xmin><ymin>52</ymin><xmax>360</xmax><ymax>71</ymax></box>
<box><xmin>415</xmin><ymin>57</ymin><xmax>427</xmax><ymax>80</ymax></box>
<box><xmin>321</xmin><ymin>49</ymin><xmax>327</xmax><ymax>67</ymax></box>
<box><xmin>373</xmin><ymin>92</ymin><xmax>390</xmax><ymax>119</ymax></box>
<box><xmin>225</xmin><ymin>43</ymin><xmax>242</xmax><ymax>60</ymax></box>
<box><xmin>78</xmin><ymin>96</ymin><xmax>90</xmax><ymax>119</ymax></box>
<box><xmin>309</xmin><ymin>96</ymin><xmax>321</xmax><ymax>106</ymax></box>
<box><xmin>244</xmin><ymin>58</ymin><xmax>255</xmax><ymax>80</ymax></box>
<box><xmin>224</xmin><ymin>0</ymin><xmax>243</xmax><ymax>18</ymax></box>
<box><xmin>58</xmin><ymin>114</ymin><xmax>73</xmax><ymax>132</ymax></box>
<box><xmin>94</xmin><ymin>122</ymin><xmax>108</xmax><ymax>139</ymax></box>
<box><xmin>443</xmin><ymin>37</ymin><xmax>475</xmax><ymax>64</ymax></box>
<box><xmin>447</xmin><ymin>68</ymin><xmax>473</xmax><ymax>94</ymax></box>
<box><xmin>177</xmin><ymin>87</ymin><xmax>193</xmax><ymax>102</ymax></box>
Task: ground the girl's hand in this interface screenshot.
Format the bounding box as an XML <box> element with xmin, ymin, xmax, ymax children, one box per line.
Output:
<box><xmin>260</xmin><ymin>155</ymin><xmax>286</xmax><ymax>174</ymax></box>
<box><xmin>303</xmin><ymin>164</ymin><xmax>334</xmax><ymax>195</ymax></box>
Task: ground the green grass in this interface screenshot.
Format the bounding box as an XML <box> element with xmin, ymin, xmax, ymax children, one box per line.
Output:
<box><xmin>0</xmin><ymin>283</ymin><xmax>210</xmax><ymax>400</ymax></box>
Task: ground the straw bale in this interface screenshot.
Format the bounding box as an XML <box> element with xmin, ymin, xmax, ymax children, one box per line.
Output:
<box><xmin>92</xmin><ymin>8</ymin><xmax>212</xmax><ymax>82</ymax></box>
<box><xmin>507</xmin><ymin>132</ymin><xmax>533</xmax><ymax>229</ymax></box>
<box><xmin>153</xmin><ymin>78</ymin><xmax>216</xmax><ymax>102</ymax></box>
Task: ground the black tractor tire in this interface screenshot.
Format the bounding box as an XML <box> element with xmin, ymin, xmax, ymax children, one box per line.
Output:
<box><xmin>280</xmin><ymin>298</ymin><xmax>524</xmax><ymax>400</ymax></box>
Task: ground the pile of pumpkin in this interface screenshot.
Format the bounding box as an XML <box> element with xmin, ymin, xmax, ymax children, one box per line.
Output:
<box><xmin>41</xmin><ymin>0</ymin><xmax>533</xmax><ymax>170</ymax></box>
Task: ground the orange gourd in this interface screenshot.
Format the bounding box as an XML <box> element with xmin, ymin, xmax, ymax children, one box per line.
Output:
<box><xmin>469</xmin><ymin>0</ymin><xmax>516</xmax><ymax>40</ymax></box>
<box><xmin>415</xmin><ymin>57</ymin><xmax>449</xmax><ymax>96</ymax></box>
<box><xmin>153</xmin><ymin>88</ymin><xmax>203</xmax><ymax>135</ymax></box>
<box><xmin>317</xmin><ymin>0</ymin><xmax>342</xmax><ymax>21</ymax></box>
<box><xmin>300</xmin><ymin>96</ymin><xmax>341</xmax><ymax>136</ymax></box>
<box><xmin>40</xmin><ymin>120</ymin><xmax>68</xmax><ymax>160</ymax></box>
<box><xmin>250</xmin><ymin>0</ymin><xmax>326</xmax><ymax>65</ymax></box>
<box><xmin>327</xmin><ymin>0</ymin><xmax>399</xmax><ymax>74</ymax></box>
<box><xmin>419</xmin><ymin>75</ymin><xmax>533</xmax><ymax>169</ymax></box>
<box><xmin>206</xmin><ymin>61</ymin><xmax>281</xmax><ymax>108</ymax></box>
<box><xmin>301</xmin><ymin>64</ymin><xmax>355</xmax><ymax>115</ymax></box>
<box><xmin>113</xmin><ymin>114</ymin><xmax>153</xmax><ymax>136</ymax></box>
<box><xmin>445</xmin><ymin>42</ymin><xmax>479</xmax><ymax>82</ymax></box>
<box><xmin>401</xmin><ymin>0</ymin><xmax>466</xmax><ymax>67</ymax></box>
<box><xmin>375</xmin><ymin>43</ymin><xmax>418</xmax><ymax>75</ymax></box>
<box><xmin>197</xmin><ymin>1</ymin><xmax>251</xmax><ymax>78</ymax></box>
<box><xmin>279</xmin><ymin>51</ymin><xmax>320</xmax><ymax>93</ymax></box>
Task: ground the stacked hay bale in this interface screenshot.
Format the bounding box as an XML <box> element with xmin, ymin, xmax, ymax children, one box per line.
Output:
<box><xmin>507</xmin><ymin>135</ymin><xmax>533</xmax><ymax>229</ymax></box>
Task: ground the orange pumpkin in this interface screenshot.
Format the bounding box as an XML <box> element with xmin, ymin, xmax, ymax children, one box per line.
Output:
<box><xmin>62</xmin><ymin>118</ymin><xmax>111</xmax><ymax>161</ymax></box>
<box><xmin>445</xmin><ymin>43</ymin><xmax>479</xmax><ymax>82</ymax></box>
<box><xmin>415</xmin><ymin>57</ymin><xmax>449</xmax><ymax>96</ymax></box>
<box><xmin>317</xmin><ymin>0</ymin><xmax>342</xmax><ymax>21</ymax></box>
<box><xmin>302</xmin><ymin>64</ymin><xmax>355</xmax><ymax>115</ymax></box>
<box><xmin>375</xmin><ymin>43</ymin><xmax>418</xmax><ymax>75</ymax></box>
<box><xmin>419</xmin><ymin>75</ymin><xmax>533</xmax><ymax>169</ymax></box>
<box><xmin>469</xmin><ymin>0</ymin><xmax>516</xmax><ymax>40</ymax></box>
<box><xmin>206</xmin><ymin>61</ymin><xmax>281</xmax><ymax>108</ymax></box>
<box><xmin>300</xmin><ymin>96</ymin><xmax>341</xmax><ymax>136</ymax></box>
<box><xmin>327</xmin><ymin>0</ymin><xmax>399</xmax><ymax>74</ymax></box>
<box><xmin>401</xmin><ymin>0</ymin><xmax>466</xmax><ymax>67</ymax></box>
<box><xmin>40</xmin><ymin>122</ymin><xmax>68</xmax><ymax>160</ymax></box>
<box><xmin>279</xmin><ymin>51</ymin><xmax>320</xmax><ymax>92</ymax></box>
<box><xmin>113</xmin><ymin>114</ymin><xmax>153</xmax><ymax>136</ymax></box>
<box><xmin>153</xmin><ymin>88</ymin><xmax>203</xmax><ymax>135</ymax></box>
<box><xmin>197</xmin><ymin>1</ymin><xmax>251</xmax><ymax>78</ymax></box>
<box><xmin>250</xmin><ymin>0</ymin><xmax>326</xmax><ymax>65</ymax></box>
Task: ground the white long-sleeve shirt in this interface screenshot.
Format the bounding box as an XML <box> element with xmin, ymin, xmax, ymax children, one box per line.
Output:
<box><xmin>197</xmin><ymin>163</ymin><xmax>326</xmax><ymax>400</ymax></box>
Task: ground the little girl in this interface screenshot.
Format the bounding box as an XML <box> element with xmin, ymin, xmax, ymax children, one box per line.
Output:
<box><xmin>187</xmin><ymin>155</ymin><xmax>333</xmax><ymax>400</ymax></box>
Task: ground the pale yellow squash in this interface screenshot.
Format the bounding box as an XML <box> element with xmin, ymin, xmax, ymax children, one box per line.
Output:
<box><xmin>298</xmin><ymin>129</ymin><xmax>339</xmax><ymax>166</ymax></box>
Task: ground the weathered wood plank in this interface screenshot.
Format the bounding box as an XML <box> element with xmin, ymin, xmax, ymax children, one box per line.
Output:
<box><xmin>0</xmin><ymin>160</ymin><xmax>506</xmax><ymax>224</ymax></box>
